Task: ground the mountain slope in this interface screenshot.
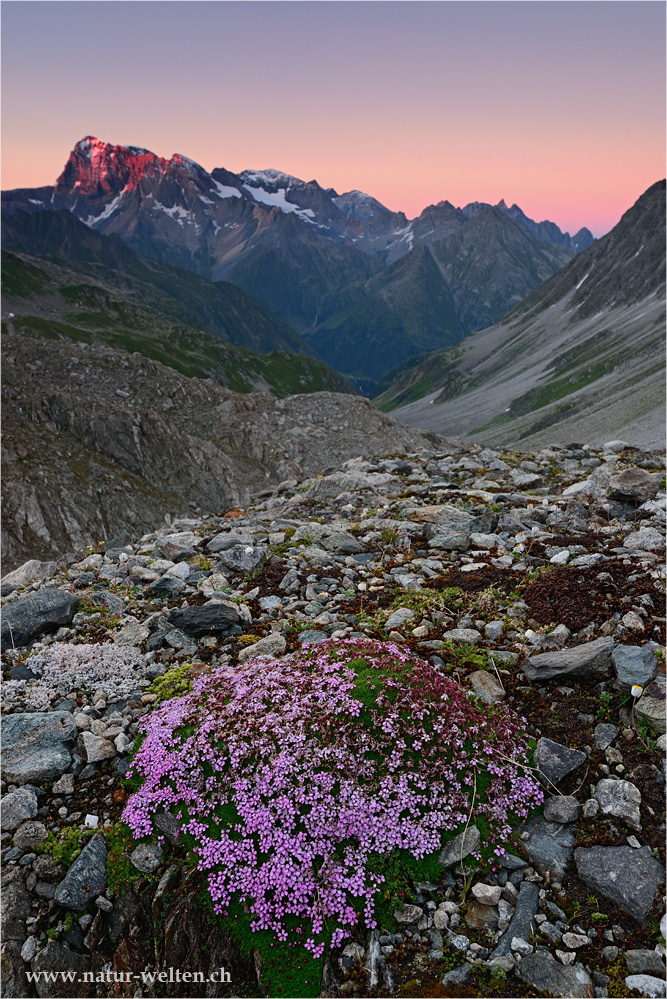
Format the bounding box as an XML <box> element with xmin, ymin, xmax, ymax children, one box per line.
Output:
<box><xmin>379</xmin><ymin>180</ymin><xmax>665</xmax><ymax>448</ymax></box>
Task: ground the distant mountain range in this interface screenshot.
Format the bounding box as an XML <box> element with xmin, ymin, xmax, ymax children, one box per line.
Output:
<box><xmin>2</xmin><ymin>136</ymin><xmax>594</xmax><ymax>387</ymax></box>
<box><xmin>379</xmin><ymin>180</ymin><xmax>665</xmax><ymax>448</ymax></box>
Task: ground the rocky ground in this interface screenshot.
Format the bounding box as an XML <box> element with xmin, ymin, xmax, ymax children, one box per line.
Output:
<box><xmin>1</xmin><ymin>436</ymin><xmax>666</xmax><ymax>999</ymax></box>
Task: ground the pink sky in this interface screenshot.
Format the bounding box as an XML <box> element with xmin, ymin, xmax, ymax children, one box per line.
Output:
<box><xmin>2</xmin><ymin>2</ymin><xmax>665</xmax><ymax>236</ymax></box>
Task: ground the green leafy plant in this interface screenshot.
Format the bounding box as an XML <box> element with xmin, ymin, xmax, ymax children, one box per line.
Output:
<box><xmin>35</xmin><ymin>826</ymin><xmax>94</xmax><ymax>865</ymax></box>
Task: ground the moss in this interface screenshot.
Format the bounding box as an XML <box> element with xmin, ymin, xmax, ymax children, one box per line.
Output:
<box><xmin>105</xmin><ymin>821</ymin><xmax>153</xmax><ymax>898</ymax></box>
<box><xmin>34</xmin><ymin>826</ymin><xmax>94</xmax><ymax>866</ymax></box>
<box><xmin>149</xmin><ymin>665</ymin><xmax>194</xmax><ymax>705</ymax></box>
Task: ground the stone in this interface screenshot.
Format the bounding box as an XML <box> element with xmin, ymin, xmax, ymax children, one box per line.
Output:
<box><xmin>562</xmin><ymin>932</ymin><xmax>591</xmax><ymax>949</ymax></box>
<box><xmin>384</xmin><ymin>608</ymin><xmax>415</xmax><ymax>630</ymax></box>
<box><xmin>544</xmin><ymin>796</ymin><xmax>581</xmax><ymax>824</ymax></box>
<box><xmin>595</xmin><ymin>779</ymin><xmax>642</xmax><ymax>831</ymax></box>
<box><xmin>623</xmin><ymin>529</ymin><xmax>666</xmax><ymax>552</ymax></box>
<box><xmin>484</xmin><ymin>620</ymin><xmax>504</xmax><ymax>640</ymax></box>
<box><xmin>594</xmin><ymin>723</ymin><xmax>619</xmax><ymax>750</ymax></box>
<box><xmin>168</xmin><ymin>602</ymin><xmax>240</xmax><ymax>637</ymax></box>
<box><xmin>1</xmin><ymin>788</ymin><xmax>38</xmax><ymax>831</ymax></box>
<box><xmin>129</xmin><ymin>840</ymin><xmax>163</xmax><ymax>873</ymax></box>
<box><xmin>624</xmin><ymin>950</ymin><xmax>666</xmax><ymax>975</ymax></box>
<box><xmin>447</xmin><ymin>932</ymin><xmax>470</xmax><ymax>951</ymax></box>
<box><xmin>155</xmin><ymin>532</ymin><xmax>199</xmax><ymax>560</ymax></box>
<box><xmin>433</xmin><ymin>909</ymin><xmax>449</xmax><ymax>930</ymax></box>
<box><xmin>20</xmin><ymin>936</ymin><xmax>38</xmax><ymax>963</ymax></box>
<box><xmin>490</xmin><ymin>881</ymin><xmax>540</xmax><ymax>960</ymax></box>
<box><xmin>394</xmin><ymin>904</ymin><xmax>423</xmax><ymax>925</ymax></box>
<box><xmin>583</xmin><ymin>799</ymin><xmax>600</xmax><ymax>819</ymax></box>
<box><xmin>115</xmin><ymin>621</ymin><xmax>150</xmax><ymax>646</ymax></box>
<box><xmin>323</xmin><ymin>532</ymin><xmax>363</xmax><ymax>554</ymax></box>
<box><xmin>465</xmin><ymin>900</ymin><xmax>498</xmax><ymax>930</ymax></box>
<box><xmin>442</xmin><ymin>964</ymin><xmax>471</xmax><ymax>986</ymax></box>
<box><xmin>472</xmin><ymin>883</ymin><xmax>503</xmax><ymax>906</ymax></box>
<box><xmin>469</xmin><ymin>670</ymin><xmax>505</xmax><ymax>703</ymax></box>
<box><xmin>575</xmin><ymin>846</ymin><xmax>664</xmax><ymax>924</ymax></box>
<box><xmin>428</xmin><ymin>531</ymin><xmax>470</xmax><ymax>552</ymax></box>
<box><xmin>635</xmin><ymin>676</ymin><xmax>666</xmax><ymax>734</ymax></box>
<box><xmin>516</xmin><ymin>951</ymin><xmax>594</xmax><ymax>998</ymax></box>
<box><xmin>511</xmin><ymin>937</ymin><xmax>534</xmax><ymax>955</ymax></box>
<box><xmin>258</xmin><ymin>594</ymin><xmax>283</xmax><ymax>611</ymax></box>
<box><xmin>1</xmin><ymin>878</ymin><xmax>31</xmax><ymax>941</ymax></box>
<box><xmin>29</xmin><ymin>939</ymin><xmax>92</xmax><ymax>997</ymax></box>
<box><xmin>297</xmin><ymin>630</ymin><xmax>329</xmax><ymax>646</ymax></box>
<box><xmin>54</xmin><ymin>833</ymin><xmax>107</xmax><ymax>910</ymax></box>
<box><xmin>522</xmin><ymin>637</ymin><xmax>614</xmax><ymax>682</ymax></box>
<box><xmin>623</xmin><ymin>611</ymin><xmax>646</xmax><ymax>631</ymax></box>
<box><xmin>1</xmin><ymin>559</ymin><xmax>58</xmax><ymax>590</ymax></box>
<box><xmin>511</xmin><ymin>470</ymin><xmax>543</xmax><ymax>489</ymax></box>
<box><xmin>442</xmin><ymin>628</ymin><xmax>482</xmax><ymax>644</ymax></box>
<box><xmin>238</xmin><ymin>633</ymin><xmax>287</xmax><ymax>663</ymax></box>
<box><xmin>13</xmin><ymin>821</ymin><xmax>48</xmax><ymax>849</ymax></box>
<box><xmin>601</xmin><ymin>946</ymin><xmax>619</xmax><ymax>962</ymax></box>
<box><xmin>534</xmin><ymin>737</ymin><xmax>586</xmax><ymax>786</ymax></box>
<box><xmin>147</xmin><ymin>575</ymin><xmax>186</xmax><ymax>599</ymax></box>
<box><xmin>523</xmin><ymin>818</ymin><xmax>575</xmax><ymax>880</ymax></box>
<box><xmin>624</xmin><ymin>975</ymin><xmax>666</xmax><ymax>998</ymax></box>
<box><xmin>1</xmin><ymin>711</ymin><xmax>77</xmax><ymax>784</ymax></box>
<box><xmin>438</xmin><ymin>825</ymin><xmax>481</xmax><ymax>867</ymax></box>
<box><xmin>1</xmin><ymin>589</ymin><xmax>79</xmax><ymax>651</ymax></box>
<box><xmin>80</xmin><ymin>731</ymin><xmax>116</xmax><ymax>762</ymax></box>
<box><xmin>88</xmin><ymin>590</ymin><xmax>125</xmax><ymax>616</ymax></box>
<box><xmin>206</xmin><ymin>533</ymin><xmax>252</xmax><ymax>553</ymax></box>
<box><xmin>215</xmin><ymin>544</ymin><xmax>265</xmax><ymax>574</ymax></box>
<box><xmin>51</xmin><ymin>773</ymin><xmax>75</xmax><ymax>795</ymax></box>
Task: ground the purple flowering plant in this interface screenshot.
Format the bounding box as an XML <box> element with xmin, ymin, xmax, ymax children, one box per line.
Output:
<box><xmin>123</xmin><ymin>639</ymin><xmax>542</xmax><ymax>960</ymax></box>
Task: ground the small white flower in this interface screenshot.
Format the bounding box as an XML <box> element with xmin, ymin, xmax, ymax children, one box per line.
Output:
<box><xmin>357</xmin><ymin>582</ymin><xmax>367</xmax><ymax>591</ymax></box>
<box><xmin>631</xmin><ymin>685</ymin><xmax>643</xmax><ymax>698</ymax></box>
<box><xmin>244</xmin><ymin>546</ymin><xmax>254</xmax><ymax>554</ymax></box>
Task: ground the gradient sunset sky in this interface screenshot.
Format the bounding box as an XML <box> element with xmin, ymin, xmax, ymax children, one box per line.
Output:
<box><xmin>2</xmin><ymin>1</ymin><xmax>664</xmax><ymax>236</ymax></box>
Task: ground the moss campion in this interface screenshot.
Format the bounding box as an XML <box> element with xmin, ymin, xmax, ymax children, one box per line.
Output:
<box><xmin>123</xmin><ymin>639</ymin><xmax>541</xmax><ymax>956</ymax></box>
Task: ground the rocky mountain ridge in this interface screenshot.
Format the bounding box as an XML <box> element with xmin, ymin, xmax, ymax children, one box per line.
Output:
<box><xmin>1</xmin><ymin>435</ymin><xmax>665</xmax><ymax>998</ymax></box>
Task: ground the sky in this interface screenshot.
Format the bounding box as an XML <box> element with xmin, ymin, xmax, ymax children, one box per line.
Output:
<box><xmin>2</xmin><ymin>1</ymin><xmax>665</xmax><ymax>236</ymax></box>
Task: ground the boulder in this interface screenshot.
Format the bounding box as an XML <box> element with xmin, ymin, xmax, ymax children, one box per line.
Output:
<box><xmin>147</xmin><ymin>576</ymin><xmax>185</xmax><ymax>599</ymax></box>
<box><xmin>1</xmin><ymin>559</ymin><xmax>58</xmax><ymax>590</ymax></box>
<box><xmin>323</xmin><ymin>532</ymin><xmax>363</xmax><ymax>554</ymax></box>
<box><xmin>635</xmin><ymin>676</ymin><xmax>666</xmax><ymax>734</ymax></box>
<box><xmin>595</xmin><ymin>779</ymin><xmax>642</xmax><ymax>831</ymax></box>
<box><xmin>54</xmin><ymin>834</ymin><xmax>107</xmax><ymax>910</ymax></box>
<box><xmin>238</xmin><ymin>633</ymin><xmax>287</xmax><ymax>663</ymax></box>
<box><xmin>523</xmin><ymin>817</ymin><xmax>576</xmax><ymax>880</ymax></box>
<box><xmin>1</xmin><ymin>878</ymin><xmax>31</xmax><ymax>940</ymax></box>
<box><xmin>465</xmin><ymin>899</ymin><xmax>499</xmax><ymax>930</ymax></box>
<box><xmin>613</xmin><ymin>645</ymin><xmax>659</xmax><ymax>692</ymax></box>
<box><xmin>1</xmin><ymin>589</ymin><xmax>79</xmax><ymax>651</ymax></box>
<box><xmin>534</xmin><ymin>737</ymin><xmax>586</xmax><ymax>786</ymax></box>
<box><xmin>624</xmin><ymin>950</ymin><xmax>666</xmax><ymax>976</ymax></box>
<box><xmin>13</xmin><ymin>820</ymin><xmax>48</xmax><ymax>849</ymax></box>
<box><xmin>167</xmin><ymin>602</ymin><xmax>240</xmax><ymax>637</ymax></box>
<box><xmin>607</xmin><ymin>468</ymin><xmax>661</xmax><ymax>504</ymax></box>
<box><xmin>438</xmin><ymin>825</ymin><xmax>481</xmax><ymax>868</ymax></box>
<box><xmin>215</xmin><ymin>544</ymin><xmax>265</xmax><ymax>574</ymax></box>
<box><xmin>543</xmin><ymin>796</ymin><xmax>580</xmax><ymax>824</ymax></box>
<box><xmin>574</xmin><ymin>846</ymin><xmax>664</xmax><ymax>924</ymax></box>
<box><xmin>30</xmin><ymin>940</ymin><xmax>92</xmax><ymax>997</ymax></box>
<box><xmin>522</xmin><ymin>637</ymin><xmax>614</xmax><ymax>682</ymax></box>
<box><xmin>1</xmin><ymin>711</ymin><xmax>77</xmax><ymax>783</ymax></box>
<box><xmin>0</xmin><ymin>787</ymin><xmax>38</xmax><ymax>831</ymax></box>
<box><xmin>515</xmin><ymin>951</ymin><xmax>593</xmax><ymax>998</ymax></box>
<box><xmin>428</xmin><ymin>531</ymin><xmax>470</xmax><ymax>552</ymax></box>
<box><xmin>624</xmin><ymin>975</ymin><xmax>666</xmax><ymax>998</ymax></box>
<box><xmin>297</xmin><ymin>630</ymin><xmax>329</xmax><ymax>646</ymax></box>
<box><xmin>384</xmin><ymin>608</ymin><xmax>415</xmax><ymax>631</ymax></box>
<box><xmin>623</xmin><ymin>529</ymin><xmax>666</xmax><ymax>552</ymax></box>
<box><xmin>469</xmin><ymin>670</ymin><xmax>505</xmax><ymax>703</ymax></box>
<box><xmin>206</xmin><ymin>533</ymin><xmax>252</xmax><ymax>553</ymax></box>
<box><xmin>442</xmin><ymin>628</ymin><xmax>482</xmax><ymax>645</ymax></box>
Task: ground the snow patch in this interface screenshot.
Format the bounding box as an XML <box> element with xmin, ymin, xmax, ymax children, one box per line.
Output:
<box><xmin>153</xmin><ymin>201</ymin><xmax>192</xmax><ymax>226</ymax></box>
<box><xmin>86</xmin><ymin>190</ymin><xmax>126</xmax><ymax>227</ymax></box>
<box><xmin>242</xmin><ymin>183</ymin><xmax>315</xmax><ymax>221</ymax></box>
<box><xmin>28</xmin><ymin>199</ymin><xmax>45</xmax><ymax>207</ymax></box>
<box><xmin>575</xmin><ymin>272</ymin><xmax>590</xmax><ymax>291</ymax></box>
<box><xmin>199</xmin><ymin>195</ymin><xmax>215</xmax><ymax>206</ymax></box>
<box><xmin>211</xmin><ymin>180</ymin><xmax>242</xmax><ymax>200</ymax></box>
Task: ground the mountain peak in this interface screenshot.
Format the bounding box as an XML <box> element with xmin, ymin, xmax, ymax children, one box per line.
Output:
<box><xmin>56</xmin><ymin>136</ymin><xmax>169</xmax><ymax>198</ymax></box>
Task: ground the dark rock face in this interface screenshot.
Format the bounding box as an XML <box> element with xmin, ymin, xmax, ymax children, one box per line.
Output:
<box><xmin>147</xmin><ymin>576</ymin><xmax>186</xmax><ymax>599</ymax></box>
<box><xmin>0</xmin><ymin>589</ymin><xmax>79</xmax><ymax>650</ymax></box>
<box><xmin>30</xmin><ymin>940</ymin><xmax>93</xmax><ymax>997</ymax></box>
<box><xmin>523</xmin><ymin>818</ymin><xmax>576</xmax><ymax>880</ymax></box>
<box><xmin>515</xmin><ymin>951</ymin><xmax>594</xmax><ymax>998</ymax></box>
<box><xmin>522</xmin><ymin>637</ymin><xmax>614</xmax><ymax>682</ymax></box>
<box><xmin>490</xmin><ymin>881</ymin><xmax>540</xmax><ymax>958</ymax></box>
<box><xmin>1</xmin><ymin>711</ymin><xmax>77</xmax><ymax>784</ymax></box>
<box><xmin>54</xmin><ymin>833</ymin><xmax>108</xmax><ymax>910</ymax></box>
<box><xmin>574</xmin><ymin>846</ymin><xmax>665</xmax><ymax>924</ymax></box>
<box><xmin>534</xmin><ymin>737</ymin><xmax>586</xmax><ymax>786</ymax></box>
<box><xmin>1</xmin><ymin>879</ymin><xmax>32</xmax><ymax>940</ymax></box>
<box><xmin>612</xmin><ymin>644</ymin><xmax>659</xmax><ymax>692</ymax></box>
<box><xmin>167</xmin><ymin>602</ymin><xmax>240</xmax><ymax>637</ymax></box>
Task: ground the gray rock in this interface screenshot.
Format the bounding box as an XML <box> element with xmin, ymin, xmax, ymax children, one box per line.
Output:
<box><xmin>130</xmin><ymin>840</ymin><xmax>163</xmax><ymax>873</ymax></box>
<box><xmin>490</xmin><ymin>881</ymin><xmax>540</xmax><ymax>958</ymax></box>
<box><xmin>1</xmin><ymin>879</ymin><xmax>31</xmax><ymax>940</ymax></box>
<box><xmin>154</xmin><ymin>811</ymin><xmax>182</xmax><ymax>844</ymax></box>
<box><xmin>215</xmin><ymin>544</ymin><xmax>265</xmax><ymax>574</ymax></box>
<box><xmin>30</xmin><ymin>940</ymin><xmax>92</xmax><ymax>997</ymax></box>
<box><xmin>297</xmin><ymin>630</ymin><xmax>329</xmax><ymax>646</ymax></box>
<box><xmin>623</xmin><ymin>529</ymin><xmax>666</xmax><ymax>552</ymax></box>
<box><xmin>535</xmin><ymin>737</ymin><xmax>586</xmax><ymax>786</ymax></box>
<box><xmin>167</xmin><ymin>602</ymin><xmax>240</xmax><ymax>637</ymax></box>
<box><xmin>51</xmin><ymin>773</ymin><xmax>75</xmax><ymax>795</ymax></box>
<box><xmin>0</xmin><ymin>589</ymin><xmax>79</xmax><ymax>651</ymax></box>
<box><xmin>594</xmin><ymin>723</ymin><xmax>619</xmax><ymax>750</ymax></box>
<box><xmin>394</xmin><ymin>904</ymin><xmax>423</xmax><ymax>925</ymax></box>
<box><xmin>206</xmin><ymin>533</ymin><xmax>252</xmax><ymax>553</ymax></box>
<box><xmin>575</xmin><ymin>846</ymin><xmax>664</xmax><ymax>924</ymax></box>
<box><xmin>238</xmin><ymin>633</ymin><xmax>287</xmax><ymax>663</ymax></box>
<box><xmin>108</xmin><ymin>889</ymin><xmax>141</xmax><ymax>945</ymax></box>
<box><xmin>54</xmin><ymin>834</ymin><xmax>107</xmax><ymax>910</ymax></box>
<box><xmin>258</xmin><ymin>594</ymin><xmax>283</xmax><ymax>611</ymax></box>
<box><xmin>485</xmin><ymin>620</ymin><xmax>505</xmax><ymax>640</ymax></box>
<box><xmin>499</xmin><ymin>852</ymin><xmax>527</xmax><ymax>869</ymax></box>
<box><xmin>544</xmin><ymin>796</ymin><xmax>581</xmax><ymax>824</ymax></box>
<box><xmin>1</xmin><ymin>788</ymin><xmax>38</xmax><ymax>831</ymax></box>
<box><xmin>624</xmin><ymin>950</ymin><xmax>666</xmax><ymax>975</ymax></box>
<box><xmin>147</xmin><ymin>575</ymin><xmax>185</xmax><ymax>599</ymax></box>
<box><xmin>13</xmin><ymin>821</ymin><xmax>48</xmax><ymax>849</ymax></box>
<box><xmin>80</xmin><ymin>731</ymin><xmax>116</xmax><ymax>763</ymax></box>
<box><xmin>516</xmin><ymin>951</ymin><xmax>594</xmax><ymax>998</ymax></box>
<box><xmin>442</xmin><ymin>964</ymin><xmax>471</xmax><ymax>986</ymax></box>
<box><xmin>88</xmin><ymin>590</ymin><xmax>125</xmax><ymax>616</ymax></box>
<box><xmin>1</xmin><ymin>559</ymin><xmax>58</xmax><ymax>590</ymax></box>
<box><xmin>384</xmin><ymin>608</ymin><xmax>415</xmax><ymax>630</ymax></box>
<box><xmin>323</xmin><ymin>532</ymin><xmax>363</xmax><ymax>554</ymax></box>
<box><xmin>607</xmin><ymin>469</ymin><xmax>662</xmax><ymax>504</ymax></box>
<box><xmin>447</xmin><ymin>932</ymin><xmax>470</xmax><ymax>951</ymax></box>
<box><xmin>624</xmin><ymin>975</ymin><xmax>666</xmax><ymax>998</ymax></box>
<box><xmin>115</xmin><ymin>621</ymin><xmax>150</xmax><ymax>646</ymax></box>
<box><xmin>442</xmin><ymin>628</ymin><xmax>482</xmax><ymax>645</ymax></box>
<box><xmin>522</xmin><ymin>637</ymin><xmax>614</xmax><ymax>682</ymax></box>
<box><xmin>635</xmin><ymin>676</ymin><xmax>666</xmax><ymax>734</ymax></box>
<box><xmin>20</xmin><ymin>936</ymin><xmax>38</xmax><ymax>963</ymax></box>
<box><xmin>469</xmin><ymin>670</ymin><xmax>505</xmax><ymax>703</ymax></box>
<box><xmin>438</xmin><ymin>825</ymin><xmax>481</xmax><ymax>868</ymax></box>
<box><xmin>1</xmin><ymin>711</ymin><xmax>77</xmax><ymax>784</ymax></box>
<box><xmin>523</xmin><ymin>818</ymin><xmax>575</xmax><ymax>880</ymax></box>
<box><xmin>163</xmin><ymin>628</ymin><xmax>197</xmax><ymax>652</ymax></box>
<box><xmin>613</xmin><ymin>645</ymin><xmax>659</xmax><ymax>692</ymax></box>
<box><xmin>428</xmin><ymin>531</ymin><xmax>470</xmax><ymax>552</ymax></box>
<box><xmin>595</xmin><ymin>779</ymin><xmax>642</xmax><ymax>831</ymax></box>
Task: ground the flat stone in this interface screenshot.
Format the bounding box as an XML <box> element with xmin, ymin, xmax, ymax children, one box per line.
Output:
<box><xmin>80</xmin><ymin>731</ymin><xmax>116</xmax><ymax>762</ymax></box>
<box><xmin>1</xmin><ymin>788</ymin><xmax>38</xmax><ymax>831</ymax></box>
<box><xmin>258</xmin><ymin>594</ymin><xmax>283</xmax><ymax>611</ymax></box>
<box><xmin>575</xmin><ymin>846</ymin><xmax>664</xmax><ymax>924</ymax></box>
<box><xmin>442</xmin><ymin>964</ymin><xmax>471</xmax><ymax>986</ymax></box>
<box><xmin>516</xmin><ymin>951</ymin><xmax>594</xmax><ymax>998</ymax></box>
<box><xmin>623</xmin><ymin>529</ymin><xmax>666</xmax><ymax>552</ymax></box>
<box><xmin>129</xmin><ymin>840</ymin><xmax>163</xmax><ymax>873</ymax></box>
<box><xmin>544</xmin><ymin>796</ymin><xmax>581</xmax><ymax>824</ymax></box>
<box><xmin>485</xmin><ymin>620</ymin><xmax>505</xmax><ymax>640</ymax></box>
<box><xmin>238</xmin><ymin>633</ymin><xmax>287</xmax><ymax>663</ymax></box>
<box><xmin>625</xmin><ymin>975</ymin><xmax>666</xmax><ymax>998</ymax></box>
<box><xmin>206</xmin><ymin>533</ymin><xmax>252</xmax><ymax>553</ymax></box>
<box><xmin>511</xmin><ymin>937</ymin><xmax>534</xmax><ymax>955</ymax></box>
<box><xmin>147</xmin><ymin>576</ymin><xmax>185</xmax><ymax>599</ymax></box>
<box><xmin>51</xmin><ymin>773</ymin><xmax>75</xmax><ymax>795</ymax></box>
<box><xmin>535</xmin><ymin>737</ymin><xmax>586</xmax><ymax>786</ymax></box>
<box><xmin>384</xmin><ymin>608</ymin><xmax>415</xmax><ymax>630</ymax></box>
<box><xmin>215</xmin><ymin>544</ymin><xmax>265</xmax><ymax>574</ymax></box>
<box><xmin>472</xmin><ymin>883</ymin><xmax>503</xmax><ymax>906</ymax></box>
<box><xmin>167</xmin><ymin>602</ymin><xmax>240</xmax><ymax>636</ymax></box>
<box><xmin>1</xmin><ymin>878</ymin><xmax>31</xmax><ymax>940</ymax></box>
<box><xmin>511</xmin><ymin>470</ymin><xmax>543</xmax><ymax>489</ymax></box>
<box><xmin>438</xmin><ymin>825</ymin><xmax>481</xmax><ymax>868</ymax></box>
<box><xmin>323</xmin><ymin>532</ymin><xmax>363</xmax><ymax>554</ymax></box>
<box><xmin>595</xmin><ymin>778</ymin><xmax>642</xmax><ymax>831</ymax></box>
<box><xmin>1</xmin><ymin>559</ymin><xmax>58</xmax><ymax>590</ymax></box>
<box><xmin>465</xmin><ymin>899</ymin><xmax>498</xmax><ymax>930</ymax></box>
<box><xmin>522</xmin><ymin>637</ymin><xmax>614</xmax><ymax>682</ymax></box>
<box><xmin>499</xmin><ymin>852</ymin><xmax>527</xmax><ymax>869</ymax></box>
<box><xmin>1</xmin><ymin>711</ymin><xmax>77</xmax><ymax>784</ymax></box>
<box><xmin>394</xmin><ymin>904</ymin><xmax>423</xmax><ymax>925</ymax></box>
<box><xmin>635</xmin><ymin>676</ymin><xmax>666</xmax><ymax>734</ymax></box>
<box><xmin>523</xmin><ymin>818</ymin><xmax>575</xmax><ymax>880</ymax></box>
<box><xmin>54</xmin><ymin>833</ymin><xmax>107</xmax><ymax>910</ymax></box>
<box><xmin>624</xmin><ymin>950</ymin><xmax>666</xmax><ymax>975</ymax></box>
<box><xmin>297</xmin><ymin>630</ymin><xmax>329</xmax><ymax>646</ymax></box>
<box><xmin>490</xmin><ymin>881</ymin><xmax>540</xmax><ymax>958</ymax></box>
<box><xmin>428</xmin><ymin>531</ymin><xmax>470</xmax><ymax>552</ymax></box>
<box><xmin>562</xmin><ymin>932</ymin><xmax>590</xmax><ymax>948</ymax></box>
<box><xmin>613</xmin><ymin>645</ymin><xmax>659</xmax><ymax>692</ymax></box>
<box><xmin>594</xmin><ymin>723</ymin><xmax>619</xmax><ymax>750</ymax></box>
<box><xmin>115</xmin><ymin>622</ymin><xmax>150</xmax><ymax>647</ymax></box>
<box><xmin>442</xmin><ymin>628</ymin><xmax>482</xmax><ymax>644</ymax></box>
<box><xmin>13</xmin><ymin>820</ymin><xmax>48</xmax><ymax>849</ymax></box>
<box><xmin>1</xmin><ymin>589</ymin><xmax>79</xmax><ymax>651</ymax></box>
<box><xmin>469</xmin><ymin>670</ymin><xmax>505</xmax><ymax>703</ymax></box>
